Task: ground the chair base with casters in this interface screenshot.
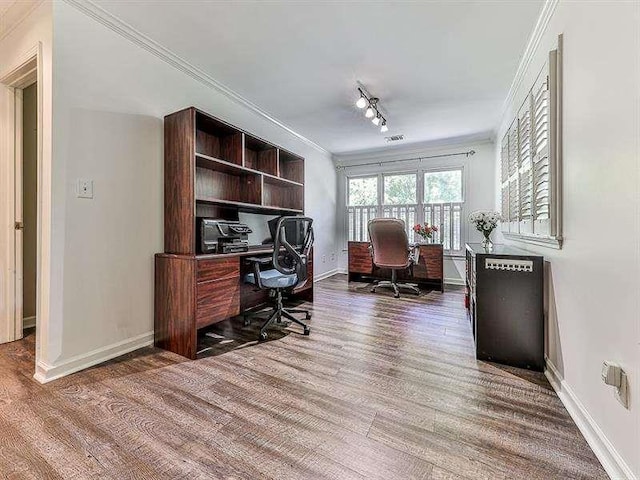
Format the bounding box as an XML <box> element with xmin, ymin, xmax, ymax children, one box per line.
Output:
<box><xmin>245</xmin><ymin>265</ymin><xmax>311</xmax><ymax>341</ymax></box>
<box><xmin>371</xmin><ymin>269</ymin><xmax>421</xmax><ymax>298</ymax></box>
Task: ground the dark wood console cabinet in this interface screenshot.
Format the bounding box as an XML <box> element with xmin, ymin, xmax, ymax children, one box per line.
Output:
<box><xmin>347</xmin><ymin>241</ymin><xmax>444</xmax><ymax>292</ymax></box>
<box><xmin>465</xmin><ymin>243</ymin><xmax>544</xmax><ymax>371</ymax></box>
<box><xmin>155</xmin><ymin>107</ymin><xmax>312</xmax><ymax>359</ymax></box>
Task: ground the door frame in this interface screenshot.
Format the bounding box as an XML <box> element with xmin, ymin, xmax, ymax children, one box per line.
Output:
<box><xmin>0</xmin><ymin>43</ymin><xmax>44</xmax><ymax>351</ymax></box>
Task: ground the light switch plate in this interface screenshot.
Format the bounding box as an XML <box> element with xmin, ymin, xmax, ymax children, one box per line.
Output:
<box><xmin>77</xmin><ymin>179</ymin><xmax>93</xmax><ymax>199</ymax></box>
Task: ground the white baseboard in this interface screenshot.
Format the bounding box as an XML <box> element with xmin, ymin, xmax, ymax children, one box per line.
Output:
<box><xmin>545</xmin><ymin>359</ymin><xmax>637</xmax><ymax>480</ymax></box>
<box><xmin>34</xmin><ymin>331</ymin><xmax>154</xmax><ymax>384</ymax></box>
<box><xmin>22</xmin><ymin>316</ymin><xmax>36</xmax><ymax>329</ymax></box>
<box><xmin>444</xmin><ymin>278</ymin><xmax>465</xmax><ymax>286</ymax></box>
<box><xmin>314</xmin><ymin>268</ymin><xmax>340</xmax><ymax>282</ymax></box>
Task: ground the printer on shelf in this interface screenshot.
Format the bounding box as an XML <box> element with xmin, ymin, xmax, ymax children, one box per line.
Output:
<box><xmin>197</xmin><ymin>218</ymin><xmax>252</xmax><ymax>254</ymax></box>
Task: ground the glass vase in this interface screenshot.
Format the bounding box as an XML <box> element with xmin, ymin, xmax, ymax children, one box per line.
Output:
<box><xmin>481</xmin><ymin>231</ymin><xmax>493</xmax><ymax>251</ymax></box>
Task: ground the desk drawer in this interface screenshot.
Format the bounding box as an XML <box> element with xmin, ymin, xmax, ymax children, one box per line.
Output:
<box><xmin>414</xmin><ymin>245</ymin><xmax>443</xmax><ymax>280</ymax></box>
<box><xmin>197</xmin><ymin>257</ymin><xmax>239</xmax><ymax>283</ymax></box>
<box><xmin>348</xmin><ymin>242</ymin><xmax>373</xmax><ymax>274</ymax></box>
<box><xmin>196</xmin><ymin>277</ymin><xmax>240</xmax><ymax>328</ymax></box>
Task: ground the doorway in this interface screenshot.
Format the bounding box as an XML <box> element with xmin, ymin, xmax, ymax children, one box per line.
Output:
<box><xmin>0</xmin><ymin>52</ymin><xmax>40</xmax><ymax>350</ymax></box>
<box><xmin>20</xmin><ymin>82</ymin><xmax>38</xmax><ymax>334</ymax></box>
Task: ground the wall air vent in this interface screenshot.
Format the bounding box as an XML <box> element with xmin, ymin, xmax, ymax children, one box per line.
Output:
<box><xmin>385</xmin><ymin>134</ymin><xmax>405</xmax><ymax>142</ymax></box>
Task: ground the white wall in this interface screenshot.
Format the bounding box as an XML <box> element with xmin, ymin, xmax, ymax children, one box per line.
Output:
<box><xmin>335</xmin><ymin>139</ymin><xmax>496</xmax><ymax>284</ymax></box>
<box><xmin>41</xmin><ymin>1</ymin><xmax>337</xmax><ymax>377</ymax></box>
<box><xmin>495</xmin><ymin>2</ymin><xmax>639</xmax><ymax>477</ymax></box>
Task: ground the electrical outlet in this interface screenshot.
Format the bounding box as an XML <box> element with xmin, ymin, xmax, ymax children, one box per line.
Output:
<box><xmin>77</xmin><ymin>179</ymin><xmax>93</xmax><ymax>199</ymax></box>
<box><xmin>322</xmin><ymin>255</ymin><xmax>326</xmax><ymax>263</ymax></box>
<box><xmin>330</xmin><ymin>252</ymin><xmax>336</xmax><ymax>262</ymax></box>
<box><xmin>616</xmin><ymin>371</ymin><xmax>629</xmax><ymax>409</ymax></box>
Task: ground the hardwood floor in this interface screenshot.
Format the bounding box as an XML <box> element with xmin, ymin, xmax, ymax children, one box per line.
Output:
<box><xmin>0</xmin><ymin>275</ymin><xmax>607</xmax><ymax>479</ymax></box>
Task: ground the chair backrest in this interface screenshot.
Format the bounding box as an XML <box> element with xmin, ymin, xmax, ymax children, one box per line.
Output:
<box><xmin>272</xmin><ymin>216</ymin><xmax>314</xmax><ymax>288</ymax></box>
<box><xmin>368</xmin><ymin>218</ymin><xmax>410</xmax><ymax>269</ymax></box>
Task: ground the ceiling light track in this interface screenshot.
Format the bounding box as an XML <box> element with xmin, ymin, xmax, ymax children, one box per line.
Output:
<box><xmin>356</xmin><ymin>86</ymin><xmax>388</xmax><ymax>133</ymax></box>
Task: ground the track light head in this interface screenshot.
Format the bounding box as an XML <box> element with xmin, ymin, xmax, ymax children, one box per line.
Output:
<box><xmin>356</xmin><ymin>96</ymin><xmax>367</xmax><ymax>109</ymax></box>
<box><xmin>365</xmin><ymin>107</ymin><xmax>375</xmax><ymax>118</ymax></box>
<box><xmin>380</xmin><ymin>121</ymin><xmax>388</xmax><ymax>133</ymax></box>
<box><xmin>372</xmin><ymin>115</ymin><xmax>381</xmax><ymax>126</ymax></box>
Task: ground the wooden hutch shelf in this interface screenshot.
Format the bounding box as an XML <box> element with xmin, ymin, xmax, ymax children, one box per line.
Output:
<box><xmin>164</xmin><ymin>107</ymin><xmax>306</xmax><ymax>255</ymax></box>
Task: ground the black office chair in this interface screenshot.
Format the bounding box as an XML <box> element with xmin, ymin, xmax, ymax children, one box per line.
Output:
<box><xmin>244</xmin><ymin>216</ymin><xmax>314</xmax><ymax>341</ymax></box>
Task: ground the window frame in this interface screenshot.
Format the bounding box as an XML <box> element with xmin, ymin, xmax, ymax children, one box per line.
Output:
<box><xmin>345</xmin><ymin>165</ymin><xmax>467</xmax><ymax>255</ymax></box>
<box><xmin>500</xmin><ymin>39</ymin><xmax>563</xmax><ymax>249</ymax></box>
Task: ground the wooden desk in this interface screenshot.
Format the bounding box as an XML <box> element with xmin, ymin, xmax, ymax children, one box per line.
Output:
<box><xmin>347</xmin><ymin>241</ymin><xmax>444</xmax><ymax>292</ymax></box>
<box><xmin>155</xmin><ymin>248</ymin><xmax>313</xmax><ymax>359</ymax></box>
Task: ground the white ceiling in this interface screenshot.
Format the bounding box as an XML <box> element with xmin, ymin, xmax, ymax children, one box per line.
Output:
<box><xmin>94</xmin><ymin>0</ymin><xmax>543</xmax><ymax>154</ymax></box>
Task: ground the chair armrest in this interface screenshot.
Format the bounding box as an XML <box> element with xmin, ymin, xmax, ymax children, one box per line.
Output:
<box><xmin>245</xmin><ymin>256</ymin><xmax>272</xmax><ymax>290</ymax></box>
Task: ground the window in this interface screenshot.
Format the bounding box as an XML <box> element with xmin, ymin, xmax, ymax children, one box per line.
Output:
<box><xmin>346</xmin><ymin>168</ymin><xmax>464</xmax><ymax>253</ymax></box>
<box><xmin>383</xmin><ymin>174</ymin><xmax>416</xmax><ymax>205</ymax></box>
<box><xmin>382</xmin><ymin>173</ymin><xmax>417</xmax><ymax>238</ymax></box>
<box><xmin>500</xmin><ymin>41</ymin><xmax>562</xmax><ymax>248</ymax></box>
<box><xmin>347</xmin><ymin>176</ymin><xmax>377</xmax><ymax>206</ymax></box>
<box><xmin>424</xmin><ymin>169</ymin><xmax>463</xmax><ymax>203</ymax></box>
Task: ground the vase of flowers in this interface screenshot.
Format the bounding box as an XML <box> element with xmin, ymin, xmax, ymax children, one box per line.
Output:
<box><xmin>413</xmin><ymin>223</ymin><xmax>439</xmax><ymax>243</ymax></box>
<box><xmin>468</xmin><ymin>211</ymin><xmax>502</xmax><ymax>251</ymax></box>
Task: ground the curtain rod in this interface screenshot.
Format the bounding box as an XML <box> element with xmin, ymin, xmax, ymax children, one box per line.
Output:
<box><xmin>335</xmin><ymin>149</ymin><xmax>475</xmax><ymax>170</ymax></box>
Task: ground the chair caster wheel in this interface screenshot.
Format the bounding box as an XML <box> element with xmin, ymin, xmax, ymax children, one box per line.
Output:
<box><xmin>259</xmin><ymin>332</ymin><xmax>268</xmax><ymax>341</ymax></box>
<box><xmin>305</xmin><ymin>313</ymin><xmax>311</xmax><ymax>320</ymax></box>
<box><xmin>303</xmin><ymin>327</ymin><xmax>310</xmax><ymax>336</ymax></box>
<box><xmin>370</xmin><ymin>288</ymin><xmax>376</xmax><ymax>293</ymax></box>
<box><xmin>394</xmin><ymin>293</ymin><xmax>400</xmax><ymax>299</ymax></box>
<box><xmin>243</xmin><ymin>317</ymin><xmax>251</xmax><ymax>327</ymax></box>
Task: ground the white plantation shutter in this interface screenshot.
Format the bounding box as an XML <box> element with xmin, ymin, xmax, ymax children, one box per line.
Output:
<box><xmin>507</xmin><ymin>124</ymin><xmax>519</xmax><ymax>225</ymax></box>
<box><xmin>518</xmin><ymin>96</ymin><xmax>533</xmax><ymax>233</ymax></box>
<box><xmin>500</xmin><ymin>133</ymin><xmax>510</xmax><ymax>230</ymax></box>
<box><xmin>500</xmin><ymin>41</ymin><xmax>562</xmax><ymax>247</ymax></box>
<box><xmin>532</xmin><ymin>72</ymin><xmax>551</xmax><ymax>235</ymax></box>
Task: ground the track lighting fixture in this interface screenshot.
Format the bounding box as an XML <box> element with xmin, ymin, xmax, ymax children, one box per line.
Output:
<box><xmin>355</xmin><ymin>86</ymin><xmax>388</xmax><ymax>133</ymax></box>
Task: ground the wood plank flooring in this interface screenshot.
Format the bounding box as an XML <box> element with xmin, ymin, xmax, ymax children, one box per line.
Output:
<box><xmin>0</xmin><ymin>275</ymin><xmax>608</xmax><ymax>479</ymax></box>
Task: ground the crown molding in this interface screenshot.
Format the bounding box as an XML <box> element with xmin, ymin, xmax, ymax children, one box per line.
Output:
<box><xmin>0</xmin><ymin>0</ymin><xmax>43</xmax><ymax>42</ymax></box>
<box><xmin>500</xmin><ymin>0</ymin><xmax>559</xmax><ymax>118</ymax></box>
<box><xmin>60</xmin><ymin>0</ymin><xmax>330</xmax><ymax>156</ymax></box>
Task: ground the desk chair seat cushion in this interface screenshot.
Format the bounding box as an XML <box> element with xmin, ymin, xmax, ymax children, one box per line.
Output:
<box><xmin>245</xmin><ymin>269</ymin><xmax>298</xmax><ymax>289</ymax></box>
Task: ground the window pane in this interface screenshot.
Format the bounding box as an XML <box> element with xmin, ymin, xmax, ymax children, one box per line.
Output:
<box><xmin>348</xmin><ymin>177</ymin><xmax>377</xmax><ymax>206</ymax></box>
<box><xmin>424</xmin><ymin>170</ymin><xmax>462</xmax><ymax>203</ymax></box>
<box><xmin>383</xmin><ymin>174</ymin><xmax>416</xmax><ymax>205</ymax></box>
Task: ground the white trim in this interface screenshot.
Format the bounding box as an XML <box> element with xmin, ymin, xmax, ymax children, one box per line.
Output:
<box><xmin>22</xmin><ymin>316</ymin><xmax>36</xmax><ymax>329</ymax></box>
<box><xmin>33</xmin><ymin>331</ymin><xmax>154</xmax><ymax>384</ymax></box>
<box><xmin>60</xmin><ymin>0</ymin><xmax>329</xmax><ymax>156</ymax></box>
<box><xmin>503</xmin><ymin>232</ymin><xmax>563</xmax><ymax>249</ymax></box>
<box><xmin>500</xmin><ymin>0</ymin><xmax>559</xmax><ymax>119</ymax></box>
<box><xmin>314</xmin><ymin>268</ymin><xmax>339</xmax><ymax>282</ymax></box>
<box><xmin>545</xmin><ymin>359</ymin><xmax>637</xmax><ymax>480</ymax></box>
